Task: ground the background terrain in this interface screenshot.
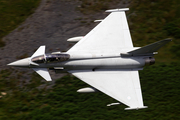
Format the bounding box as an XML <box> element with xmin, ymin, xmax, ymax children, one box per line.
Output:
<box><xmin>0</xmin><ymin>0</ymin><xmax>180</xmax><ymax>119</ymax></box>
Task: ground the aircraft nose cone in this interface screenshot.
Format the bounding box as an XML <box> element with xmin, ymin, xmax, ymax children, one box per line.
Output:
<box><xmin>7</xmin><ymin>58</ymin><xmax>30</xmax><ymax>67</ymax></box>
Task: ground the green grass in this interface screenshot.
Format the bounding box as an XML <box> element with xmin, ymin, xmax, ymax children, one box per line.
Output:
<box><xmin>1</xmin><ymin>63</ymin><xmax>180</xmax><ymax>119</ymax></box>
<box><xmin>0</xmin><ymin>0</ymin><xmax>40</xmax><ymax>47</ymax></box>
<box><xmin>77</xmin><ymin>0</ymin><xmax>124</xmax><ymax>14</ymax></box>
<box><xmin>129</xmin><ymin>0</ymin><xmax>180</xmax><ymax>62</ymax></box>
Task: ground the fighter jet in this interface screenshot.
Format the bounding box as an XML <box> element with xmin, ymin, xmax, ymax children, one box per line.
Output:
<box><xmin>8</xmin><ymin>8</ymin><xmax>171</xmax><ymax>110</ymax></box>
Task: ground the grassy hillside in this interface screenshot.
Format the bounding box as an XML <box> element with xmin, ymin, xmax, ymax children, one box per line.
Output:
<box><xmin>129</xmin><ymin>0</ymin><xmax>180</xmax><ymax>62</ymax></box>
<box><xmin>0</xmin><ymin>0</ymin><xmax>40</xmax><ymax>47</ymax></box>
<box><xmin>0</xmin><ymin>63</ymin><xmax>180</xmax><ymax>119</ymax></box>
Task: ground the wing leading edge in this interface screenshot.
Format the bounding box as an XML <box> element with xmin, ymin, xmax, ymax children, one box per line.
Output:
<box><xmin>69</xmin><ymin>70</ymin><xmax>147</xmax><ymax>110</ymax></box>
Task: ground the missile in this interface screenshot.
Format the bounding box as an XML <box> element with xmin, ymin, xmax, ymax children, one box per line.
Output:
<box><xmin>94</xmin><ymin>19</ymin><xmax>103</xmax><ymax>22</ymax></box>
<box><xmin>77</xmin><ymin>87</ymin><xmax>97</xmax><ymax>93</ymax></box>
<box><xmin>67</xmin><ymin>36</ymin><xmax>83</xmax><ymax>43</ymax></box>
<box><xmin>107</xmin><ymin>103</ymin><xmax>120</xmax><ymax>106</ymax></box>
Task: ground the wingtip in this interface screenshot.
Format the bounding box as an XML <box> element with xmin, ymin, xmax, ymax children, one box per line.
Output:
<box><xmin>125</xmin><ymin>106</ymin><xmax>148</xmax><ymax>110</ymax></box>
<box><xmin>46</xmin><ymin>79</ymin><xmax>52</xmax><ymax>81</ymax></box>
<box><xmin>105</xmin><ymin>8</ymin><xmax>129</xmax><ymax>12</ymax></box>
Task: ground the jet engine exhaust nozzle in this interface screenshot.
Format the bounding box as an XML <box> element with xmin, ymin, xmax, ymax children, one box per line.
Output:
<box><xmin>145</xmin><ymin>57</ymin><xmax>155</xmax><ymax>66</ymax></box>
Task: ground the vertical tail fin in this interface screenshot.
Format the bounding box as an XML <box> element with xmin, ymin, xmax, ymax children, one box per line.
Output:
<box><xmin>121</xmin><ymin>39</ymin><xmax>172</xmax><ymax>56</ymax></box>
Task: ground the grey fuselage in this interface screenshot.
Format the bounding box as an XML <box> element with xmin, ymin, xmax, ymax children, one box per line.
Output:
<box><xmin>31</xmin><ymin>53</ymin><xmax>155</xmax><ymax>71</ymax></box>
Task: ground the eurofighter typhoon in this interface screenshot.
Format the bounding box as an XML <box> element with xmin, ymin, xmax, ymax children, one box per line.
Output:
<box><xmin>8</xmin><ymin>8</ymin><xmax>171</xmax><ymax>110</ymax></box>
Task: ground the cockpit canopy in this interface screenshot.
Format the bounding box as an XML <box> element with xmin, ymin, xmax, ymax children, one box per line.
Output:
<box><xmin>31</xmin><ymin>54</ymin><xmax>70</xmax><ymax>63</ymax></box>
